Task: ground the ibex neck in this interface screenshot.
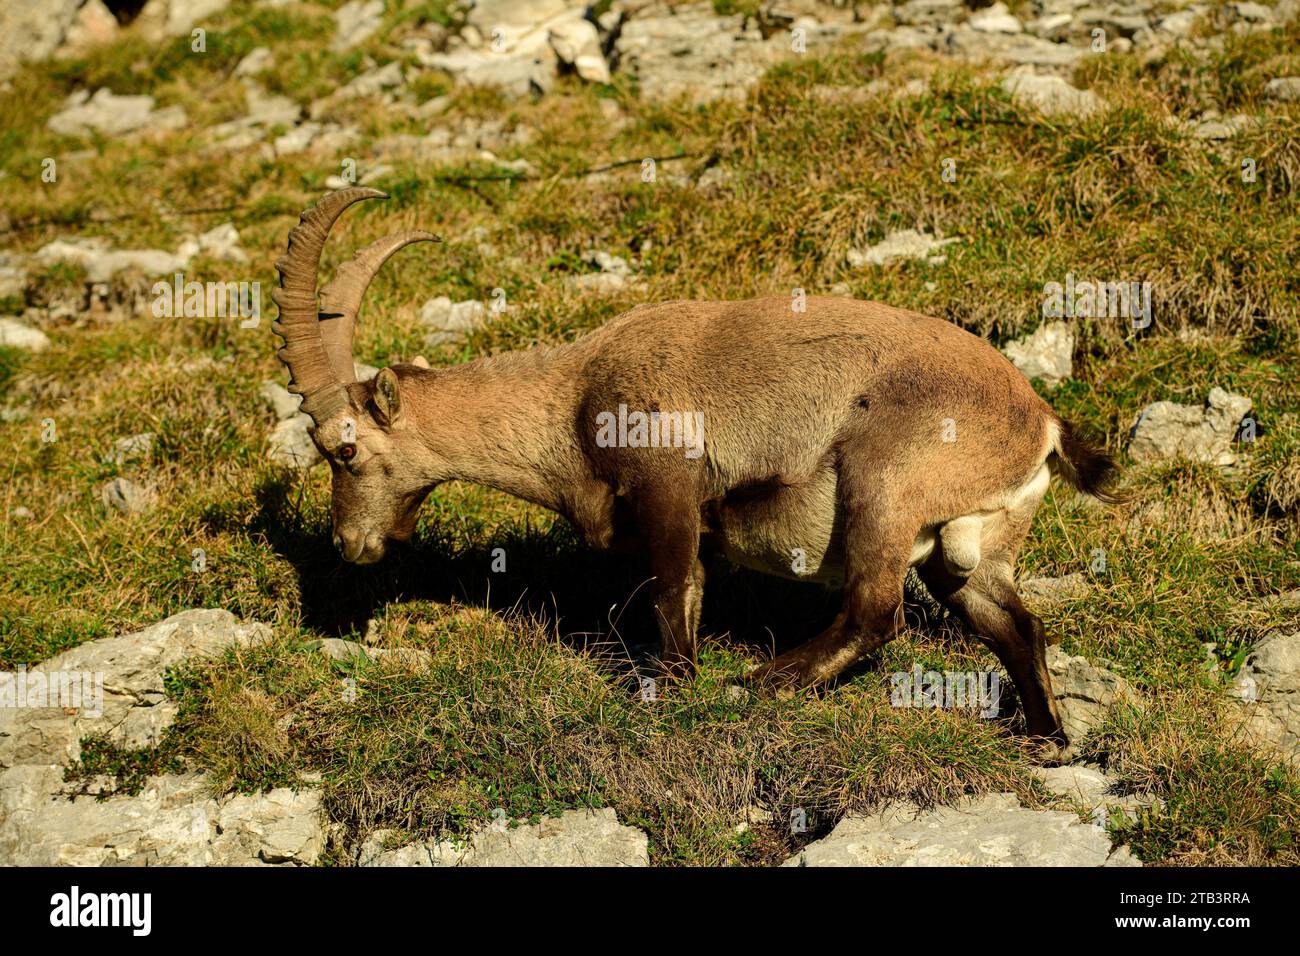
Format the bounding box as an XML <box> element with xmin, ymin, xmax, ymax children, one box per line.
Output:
<box><xmin>408</xmin><ymin>346</ymin><xmax>585</xmax><ymax>514</ymax></box>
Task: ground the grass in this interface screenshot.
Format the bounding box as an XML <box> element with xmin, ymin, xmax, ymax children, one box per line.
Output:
<box><xmin>2</xmin><ymin>0</ymin><xmax>1298</xmax><ymax>865</ymax></box>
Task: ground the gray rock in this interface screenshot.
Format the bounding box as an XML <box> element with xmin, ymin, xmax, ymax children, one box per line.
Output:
<box><xmin>1047</xmin><ymin>645</ymin><xmax>1138</xmax><ymax>745</ymax></box>
<box><xmin>334</xmin><ymin>0</ymin><xmax>385</xmax><ymax>51</ymax></box>
<box><xmin>165</xmin><ymin>0</ymin><xmax>229</xmax><ymax>36</ymax></box>
<box><xmin>1231</xmin><ymin>630</ymin><xmax>1300</xmax><ymax>764</ymax></box>
<box><xmin>306</xmin><ymin>638</ymin><xmax>372</xmax><ymax>662</ymax></box>
<box><xmin>0</xmin><ymin>0</ymin><xmax>84</xmax><ymax>80</ymax></box>
<box><xmin>1001</xmin><ymin>321</ymin><xmax>1073</xmax><ymax>388</ymax></box>
<box><xmin>260</xmin><ymin>381</ymin><xmax>302</xmax><ymax>420</ymax></box>
<box><xmin>782</xmin><ymin>793</ymin><xmax>1139</xmax><ymax>866</ymax></box>
<box><xmin>47</xmin><ymin>88</ymin><xmax>188</xmax><ymax>138</ymax></box>
<box><xmin>0</xmin><ymin>317</ymin><xmax>50</xmax><ymax>351</ymax></box>
<box><xmin>1264</xmin><ymin>77</ymin><xmax>1300</xmax><ymax>102</ymax></box>
<box><xmin>59</xmin><ymin>0</ymin><xmax>118</xmax><ymax>54</ymax></box>
<box><xmin>267</xmin><ymin>413</ymin><xmax>321</xmax><ymax>469</ymax></box>
<box><xmin>0</xmin><ymin>769</ymin><xmax>322</xmax><ymax>866</ymax></box>
<box><xmin>35</xmin><ymin>237</ymin><xmax>189</xmax><ymax>283</ymax></box>
<box><xmin>418</xmin><ymin>297</ymin><xmax>488</xmax><ymax>345</ymax></box>
<box><xmin>359</xmin><ymin>807</ymin><xmax>648</xmax><ymax>866</ymax></box>
<box><xmin>1003</xmin><ymin>73</ymin><xmax>1103</xmax><ymax>118</ymax></box>
<box><xmin>0</xmin><ymin>254</ymin><xmax>28</xmax><ymax>300</ymax></box>
<box><xmin>101</xmin><ymin>477</ymin><xmax>157</xmax><ymax>516</ymax></box>
<box><xmin>1034</xmin><ymin>764</ymin><xmax>1161</xmax><ymax>823</ymax></box>
<box><xmin>104</xmin><ymin>432</ymin><xmax>154</xmax><ymax>467</ymax></box>
<box><xmin>0</xmin><ymin>609</ymin><xmax>272</xmax><ymax>768</ymax></box>
<box><xmin>969</xmin><ymin>2</ymin><xmax>1023</xmax><ymax>34</ymax></box>
<box><xmin>1157</xmin><ymin>10</ymin><xmax>1199</xmax><ymax>36</ymax></box>
<box><xmin>233</xmin><ymin>46</ymin><xmax>273</xmax><ymax>78</ymax></box>
<box><xmin>549</xmin><ymin>18</ymin><xmax>610</xmax><ymax>83</ymax></box>
<box><xmin>847</xmin><ymin>229</ymin><xmax>959</xmax><ymax>268</ymax></box>
<box><xmin>1229</xmin><ymin>2</ymin><xmax>1274</xmax><ymax>23</ymax></box>
<box><xmin>615</xmin><ymin>3</ymin><xmax>780</xmax><ymax>105</ymax></box>
<box><xmin>1128</xmin><ymin>388</ymin><xmax>1252</xmax><ymax>467</ymax></box>
<box><xmin>1019</xmin><ymin>572</ymin><xmax>1089</xmax><ymax>610</ymax></box>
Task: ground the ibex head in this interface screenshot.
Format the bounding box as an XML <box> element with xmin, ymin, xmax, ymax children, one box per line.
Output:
<box><xmin>273</xmin><ymin>188</ymin><xmax>441</xmax><ymax>565</ymax></box>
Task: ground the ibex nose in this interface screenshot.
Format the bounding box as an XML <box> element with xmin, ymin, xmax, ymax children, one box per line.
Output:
<box><xmin>334</xmin><ymin>530</ymin><xmax>365</xmax><ymax>563</ymax></box>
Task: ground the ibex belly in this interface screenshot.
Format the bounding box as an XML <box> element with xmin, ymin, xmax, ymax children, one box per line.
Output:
<box><xmin>708</xmin><ymin>463</ymin><xmax>1052</xmax><ymax>587</ymax></box>
<box><xmin>709</xmin><ymin>470</ymin><xmax>940</xmax><ymax>586</ymax></box>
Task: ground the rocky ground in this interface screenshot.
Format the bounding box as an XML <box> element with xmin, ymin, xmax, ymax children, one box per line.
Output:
<box><xmin>1</xmin><ymin>0</ymin><xmax>1298</xmax><ymax>866</ymax></box>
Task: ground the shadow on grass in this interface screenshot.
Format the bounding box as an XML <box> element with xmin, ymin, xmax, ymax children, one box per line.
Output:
<box><xmin>218</xmin><ymin>475</ymin><xmax>949</xmax><ymax>678</ymax></box>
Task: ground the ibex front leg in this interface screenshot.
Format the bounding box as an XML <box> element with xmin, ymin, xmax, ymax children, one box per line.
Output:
<box><xmin>632</xmin><ymin>483</ymin><xmax>703</xmax><ymax>680</ymax></box>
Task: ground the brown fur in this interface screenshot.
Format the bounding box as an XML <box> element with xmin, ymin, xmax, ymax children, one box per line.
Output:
<box><xmin>277</xmin><ymin>196</ymin><xmax>1122</xmax><ymax>754</ymax></box>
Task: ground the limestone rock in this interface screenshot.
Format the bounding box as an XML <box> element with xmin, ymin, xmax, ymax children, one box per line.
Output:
<box><xmin>334</xmin><ymin>0</ymin><xmax>385</xmax><ymax>51</ymax></box>
<box><xmin>1047</xmin><ymin>645</ymin><xmax>1138</xmax><ymax>744</ymax></box>
<box><xmin>0</xmin><ymin>609</ymin><xmax>273</xmax><ymax>769</ymax></box>
<box><xmin>1001</xmin><ymin>321</ymin><xmax>1073</xmax><ymax>388</ymax></box>
<box><xmin>359</xmin><ymin>807</ymin><xmax>649</xmax><ymax>866</ymax></box>
<box><xmin>1264</xmin><ymin>77</ymin><xmax>1300</xmax><ymax>102</ymax></box>
<box><xmin>0</xmin><ymin>317</ymin><xmax>50</xmax><ymax>351</ymax></box>
<box><xmin>847</xmin><ymin>230</ymin><xmax>959</xmax><ymax>268</ymax></box>
<box><xmin>260</xmin><ymin>381</ymin><xmax>302</xmax><ymax>421</ymax></box>
<box><xmin>1128</xmin><ymin>388</ymin><xmax>1252</xmax><ymax>466</ymax></box>
<box><xmin>101</xmin><ymin>477</ymin><xmax>157</xmax><ymax>516</ymax></box>
<box><xmin>969</xmin><ymin>3</ymin><xmax>1023</xmax><ymax>34</ymax></box>
<box><xmin>549</xmin><ymin>19</ymin><xmax>610</xmax><ymax>83</ymax></box>
<box><xmin>782</xmin><ymin>793</ymin><xmax>1138</xmax><ymax>866</ymax></box>
<box><xmin>267</xmin><ymin>413</ymin><xmax>321</xmax><ymax>469</ymax></box>
<box><xmin>1019</xmin><ymin>572</ymin><xmax>1089</xmax><ymax>610</ymax></box>
<box><xmin>418</xmin><ymin>297</ymin><xmax>489</xmax><ymax>346</ymax></box>
<box><xmin>1034</xmin><ymin>764</ymin><xmax>1161</xmax><ymax>823</ymax></box>
<box><xmin>48</xmin><ymin>89</ymin><xmax>188</xmax><ymax>139</ymax></box>
<box><xmin>165</xmin><ymin>0</ymin><xmax>229</xmax><ymax>36</ymax></box>
<box><xmin>104</xmin><ymin>432</ymin><xmax>154</xmax><ymax>467</ymax></box>
<box><xmin>1231</xmin><ymin>630</ymin><xmax>1300</xmax><ymax>763</ymax></box>
<box><xmin>0</xmin><ymin>0</ymin><xmax>84</xmax><ymax>79</ymax></box>
<box><xmin>1003</xmin><ymin>73</ymin><xmax>1103</xmax><ymax>118</ymax></box>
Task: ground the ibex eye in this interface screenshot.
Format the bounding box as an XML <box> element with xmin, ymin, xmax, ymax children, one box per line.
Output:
<box><xmin>339</xmin><ymin>444</ymin><xmax>356</xmax><ymax>461</ymax></box>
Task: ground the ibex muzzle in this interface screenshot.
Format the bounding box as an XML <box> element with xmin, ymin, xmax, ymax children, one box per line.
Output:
<box><xmin>274</xmin><ymin>190</ymin><xmax>1125</xmax><ymax>760</ymax></box>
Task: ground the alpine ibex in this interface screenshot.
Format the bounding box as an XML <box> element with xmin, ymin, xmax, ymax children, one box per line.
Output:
<box><xmin>273</xmin><ymin>189</ymin><xmax>1122</xmax><ymax>753</ymax></box>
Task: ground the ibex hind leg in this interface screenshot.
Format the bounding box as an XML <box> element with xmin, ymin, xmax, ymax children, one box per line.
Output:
<box><xmin>745</xmin><ymin>463</ymin><xmax>922</xmax><ymax>691</ymax></box>
<box><xmin>917</xmin><ymin>550</ymin><xmax>1068</xmax><ymax>759</ymax></box>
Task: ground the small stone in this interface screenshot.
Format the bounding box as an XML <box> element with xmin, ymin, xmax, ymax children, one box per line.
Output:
<box><xmin>267</xmin><ymin>413</ymin><xmax>321</xmax><ymax>469</ymax></box>
<box><xmin>233</xmin><ymin>46</ymin><xmax>273</xmax><ymax>78</ymax></box>
<box><xmin>847</xmin><ymin>230</ymin><xmax>959</xmax><ymax>268</ymax></box>
<box><xmin>1264</xmin><ymin>77</ymin><xmax>1300</xmax><ymax>102</ymax></box>
<box><xmin>1001</xmin><ymin>321</ymin><xmax>1073</xmax><ymax>388</ymax></box>
<box><xmin>1128</xmin><ymin>388</ymin><xmax>1253</xmax><ymax>466</ymax></box>
<box><xmin>1232</xmin><ymin>630</ymin><xmax>1300</xmax><ymax>764</ymax></box>
<box><xmin>47</xmin><ymin>88</ymin><xmax>188</xmax><ymax>138</ymax></box>
<box><xmin>359</xmin><ymin>807</ymin><xmax>648</xmax><ymax>867</ymax></box>
<box><xmin>969</xmin><ymin>2</ymin><xmax>1023</xmax><ymax>34</ymax></box>
<box><xmin>1019</xmin><ymin>573</ymin><xmax>1089</xmax><ymax>610</ymax></box>
<box><xmin>166</xmin><ymin>0</ymin><xmax>229</xmax><ymax>35</ymax></box>
<box><xmin>260</xmin><ymin>381</ymin><xmax>302</xmax><ymax>420</ymax></box>
<box><xmin>419</xmin><ymin>297</ymin><xmax>488</xmax><ymax>345</ymax></box>
<box><xmin>334</xmin><ymin>0</ymin><xmax>385</xmax><ymax>51</ymax></box>
<box><xmin>101</xmin><ymin>477</ymin><xmax>157</xmax><ymax>516</ymax></box>
<box><xmin>0</xmin><ymin>317</ymin><xmax>50</xmax><ymax>351</ymax></box>
<box><xmin>104</xmin><ymin>432</ymin><xmax>154</xmax><ymax>467</ymax></box>
<box><xmin>1047</xmin><ymin>645</ymin><xmax>1138</xmax><ymax>745</ymax></box>
<box><xmin>549</xmin><ymin>19</ymin><xmax>610</xmax><ymax>84</ymax></box>
<box><xmin>1003</xmin><ymin>73</ymin><xmax>1104</xmax><ymax>118</ymax></box>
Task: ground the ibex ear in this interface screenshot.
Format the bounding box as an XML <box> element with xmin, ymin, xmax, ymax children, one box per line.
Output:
<box><xmin>372</xmin><ymin>367</ymin><xmax>403</xmax><ymax>428</ymax></box>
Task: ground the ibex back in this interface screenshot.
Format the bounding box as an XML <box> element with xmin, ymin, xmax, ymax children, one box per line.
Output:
<box><xmin>273</xmin><ymin>189</ymin><xmax>1123</xmax><ymax>756</ymax></box>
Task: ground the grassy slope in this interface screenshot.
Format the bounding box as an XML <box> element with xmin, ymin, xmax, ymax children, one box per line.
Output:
<box><xmin>1</xmin><ymin>0</ymin><xmax>1298</xmax><ymax>864</ymax></box>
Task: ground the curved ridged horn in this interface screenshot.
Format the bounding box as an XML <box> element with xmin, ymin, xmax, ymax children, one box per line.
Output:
<box><xmin>271</xmin><ymin>187</ymin><xmax>387</xmax><ymax>423</ymax></box>
<box><xmin>318</xmin><ymin>230</ymin><xmax>442</xmax><ymax>383</ymax></box>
